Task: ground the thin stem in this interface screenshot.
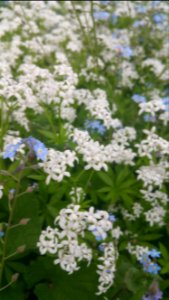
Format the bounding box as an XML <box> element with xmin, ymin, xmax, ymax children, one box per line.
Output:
<box><xmin>70</xmin><ymin>1</ymin><xmax>90</xmax><ymax>50</ymax></box>
<box><xmin>0</xmin><ymin>280</ymin><xmax>14</xmax><ymax>292</ymax></box>
<box><xmin>0</xmin><ymin>170</ymin><xmax>22</xmax><ymax>287</ymax></box>
<box><xmin>4</xmin><ymin>251</ymin><xmax>18</xmax><ymax>261</ymax></box>
<box><xmin>42</xmin><ymin>105</ymin><xmax>56</xmax><ymax>136</ymax></box>
<box><xmin>90</xmin><ymin>1</ymin><xmax>100</xmax><ymax>70</ymax></box>
<box><xmin>84</xmin><ymin>170</ymin><xmax>94</xmax><ymax>192</ymax></box>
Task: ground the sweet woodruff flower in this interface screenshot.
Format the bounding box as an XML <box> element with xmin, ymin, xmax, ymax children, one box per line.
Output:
<box><xmin>37</xmin><ymin>204</ymin><xmax>119</xmax><ymax>295</ymax></box>
<box><xmin>0</xmin><ymin>185</ymin><xmax>4</xmax><ymax>199</ymax></box>
<box><xmin>2</xmin><ymin>136</ymin><xmax>48</xmax><ymax>161</ymax></box>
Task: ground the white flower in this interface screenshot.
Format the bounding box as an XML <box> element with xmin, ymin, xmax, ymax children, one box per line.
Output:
<box><xmin>37</xmin><ymin>226</ymin><xmax>59</xmax><ymax>255</ymax></box>
<box><xmin>40</xmin><ymin>149</ymin><xmax>78</xmax><ymax>184</ymax></box>
<box><xmin>144</xmin><ymin>206</ymin><xmax>166</xmax><ymax>226</ymax></box>
<box><xmin>0</xmin><ymin>185</ymin><xmax>4</xmax><ymax>199</ymax></box>
<box><xmin>96</xmin><ymin>242</ymin><xmax>118</xmax><ymax>295</ymax></box>
<box><xmin>136</xmin><ymin>127</ymin><xmax>169</xmax><ymax>159</ymax></box>
<box><xmin>37</xmin><ymin>205</ymin><xmax>120</xmax><ymax>294</ymax></box>
<box><xmin>137</xmin><ymin>163</ymin><xmax>169</xmax><ymax>187</ymax></box>
<box><xmin>127</xmin><ymin>243</ymin><xmax>149</xmax><ymax>260</ymax></box>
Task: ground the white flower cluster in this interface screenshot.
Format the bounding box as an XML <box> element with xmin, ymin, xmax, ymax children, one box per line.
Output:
<box><xmin>72</xmin><ymin>128</ymin><xmax>136</xmax><ymax>171</ymax></box>
<box><xmin>112</xmin><ymin>127</ymin><xmax>136</xmax><ymax>146</ymax></box>
<box><xmin>138</xmin><ymin>99</ymin><xmax>165</xmax><ymax>117</ymax></box>
<box><xmin>127</xmin><ymin>243</ymin><xmax>149</xmax><ymax>260</ymax></box>
<box><xmin>96</xmin><ymin>242</ymin><xmax>118</xmax><ymax>295</ymax></box>
<box><xmin>0</xmin><ymin>185</ymin><xmax>4</xmax><ymax>199</ymax></box>
<box><xmin>37</xmin><ymin>204</ymin><xmax>119</xmax><ymax>294</ymax></box>
<box><xmin>40</xmin><ymin>149</ymin><xmax>78</xmax><ymax>184</ymax></box>
<box><xmin>144</xmin><ymin>206</ymin><xmax>166</xmax><ymax>227</ymax></box>
<box><xmin>121</xmin><ymin>203</ymin><xmax>143</xmax><ymax>221</ymax></box>
<box><xmin>69</xmin><ymin>187</ymin><xmax>85</xmax><ymax>204</ymax></box>
<box><xmin>136</xmin><ymin>127</ymin><xmax>169</xmax><ymax>159</ymax></box>
<box><xmin>74</xmin><ymin>88</ymin><xmax>122</xmax><ymax>129</ymax></box>
<box><xmin>141</xmin><ymin>189</ymin><xmax>169</xmax><ymax>206</ymax></box>
<box><xmin>137</xmin><ymin>163</ymin><xmax>169</xmax><ymax>188</ymax></box>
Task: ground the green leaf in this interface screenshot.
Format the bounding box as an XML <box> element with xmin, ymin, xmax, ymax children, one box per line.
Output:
<box><xmin>159</xmin><ymin>243</ymin><xmax>169</xmax><ymax>260</ymax></box>
<box><xmin>27</xmin><ymin>174</ymin><xmax>45</xmax><ymax>181</ymax></box>
<box><xmin>97</xmin><ymin>172</ymin><xmax>113</xmax><ymax>186</ymax></box>
<box><xmin>38</xmin><ymin>129</ymin><xmax>55</xmax><ymax>141</ymax></box>
<box><xmin>25</xmin><ymin>257</ymin><xmax>103</xmax><ymax>300</ymax></box>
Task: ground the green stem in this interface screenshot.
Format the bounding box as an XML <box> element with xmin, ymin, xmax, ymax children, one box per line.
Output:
<box><xmin>70</xmin><ymin>1</ymin><xmax>91</xmax><ymax>51</ymax></box>
<box><xmin>43</xmin><ymin>105</ymin><xmax>56</xmax><ymax>136</ymax></box>
<box><xmin>84</xmin><ymin>170</ymin><xmax>94</xmax><ymax>192</ymax></box>
<box><xmin>0</xmin><ymin>171</ymin><xmax>22</xmax><ymax>287</ymax></box>
<box><xmin>0</xmin><ymin>279</ymin><xmax>14</xmax><ymax>292</ymax></box>
<box><xmin>90</xmin><ymin>1</ymin><xmax>100</xmax><ymax>71</ymax></box>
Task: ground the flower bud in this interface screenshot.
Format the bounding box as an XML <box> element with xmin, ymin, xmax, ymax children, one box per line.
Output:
<box><xmin>19</xmin><ymin>218</ymin><xmax>30</xmax><ymax>225</ymax></box>
<box><xmin>8</xmin><ymin>189</ymin><xmax>16</xmax><ymax>201</ymax></box>
<box><xmin>17</xmin><ymin>245</ymin><xmax>26</xmax><ymax>253</ymax></box>
<box><xmin>11</xmin><ymin>273</ymin><xmax>19</xmax><ymax>282</ymax></box>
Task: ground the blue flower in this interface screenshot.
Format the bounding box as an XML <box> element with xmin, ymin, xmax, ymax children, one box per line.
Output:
<box><xmin>89</xmin><ymin>227</ymin><xmax>106</xmax><ymax>241</ymax></box>
<box><xmin>162</xmin><ymin>96</ymin><xmax>169</xmax><ymax>112</ymax></box>
<box><xmin>133</xmin><ymin>20</ymin><xmax>145</xmax><ymax>28</ymax></box>
<box><xmin>111</xmin><ymin>13</ymin><xmax>118</xmax><ymax>24</ymax></box>
<box><xmin>3</xmin><ymin>142</ymin><xmax>21</xmax><ymax>159</ymax></box>
<box><xmin>95</xmin><ymin>235</ymin><xmax>104</xmax><ymax>242</ymax></box>
<box><xmin>93</xmin><ymin>11</ymin><xmax>110</xmax><ymax>20</ymax></box>
<box><xmin>98</xmin><ymin>244</ymin><xmax>105</xmax><ymax>252</ymax></box>
<box><xmin>136</xmin><ymin>5</ymin><xmax>147</xmax><ymax>14</ymax></box>
<box><xmin>139</xmin><ymin>253</ymin><xmax>151</xmax><ymax>266</ymax></box>
<box><xmin>33</xmin><ymin>143</ymin><xmax>48</xmax><ymax>161</ymax></box>
<box><xmin>3</xmin><ymin>137</ymin><xmax>48</xmax><ymax>161</ymax></box>
<box><xmin>0</xmin><ymin>231</ymin><xmax>5</xmax><ymax>238</ymax></box>
<box><xmin>115</xmin><ymin>45</ymin><xmax>133</xmax><ymax>58</ymax></box>
<box><xmin>85</xmin><ymin>120</ymin><xmax>106</xmax><ymax>135</ymax></box>
<box><xmin>132</xmin><ymin>94</ymin><xmax>146</xmax><ymax>103</ymax></box>
<box><xmin>122</xmin><ymin>46</ymin><xmax>133</xmax><ymax>58</ymax></box>
<box><xmin>151</xmin><ymin>0</ymin><xmax>161</xmax><ymax>7</ymax></box>
<box><xmin>142</xmin><ymin>287</ymin><xmax>163</xmax><ymax>300</ymax></box>
<box><xmin>143</xmin><ymin>114</ymin><xmax>156</xmax><ymax>123</ymax></box>
<box><xmin>99</xmin><ymin>0</ymin><xmax>110</xmax><ymax>4</ymax></box>
<box><xmin>148</xmin><ymin>249</ymin><xmax>161</xmax><ymax>258</ymax></box>
<box><xmin>147</xmin><ymin>263</ymin><xmax>161</xmax><ymax>275</ymax></box>
<box><xmin>23</xmin><ymin>137</ymin><xmax>48</xmax><ymax>161</ymax></box>
<box><xmin>153</xmin><ymin>13</ymin><xmax>165</xmax><ymax>24</ymax></box>
<box><xmin>139</xmin><ymin>252</ymin><xmax>161</xmax><ymax>275</ymax></box>
<box><xmin>108</xmin><ymin>214</ymin><xmax>116</xmax><ymax>222</ymax></box>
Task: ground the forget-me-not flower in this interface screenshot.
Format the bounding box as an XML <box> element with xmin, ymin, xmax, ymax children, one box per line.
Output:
<box><xmin>3</xmin><ymin>143</ymin><xmax>22</xmax><ymax>159</ymax></box>
<box><xmin>132</xmin><ymin>94</ymin><xmax>146</xmax><ymax>103</ymax></box>
<box><xmin>93</xmin><ymin>11</ymin><xmax>110</xmax><ymax>21</ymax></box>
<box><xmin>85</xmin><ymin>120</ymin><xmax>106</xmax><ymax>135</ymax></box>
<box><xmin>3</xmin><ymin>136</ymin><xmax>48</xmax><ymax>161</ymax></box>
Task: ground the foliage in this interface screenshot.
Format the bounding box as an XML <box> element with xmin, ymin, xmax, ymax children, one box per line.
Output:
<box><xmin>0</xmin><ymin>1</ymin><xmax>169</xmax><ymax>299</ymax></box>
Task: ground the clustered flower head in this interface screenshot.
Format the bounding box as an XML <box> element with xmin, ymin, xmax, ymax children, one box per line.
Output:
<box><xmin>2</xmin><ymin>136</ymin><xmax>48</xmax><ymax>162</ymax></box>
<box><xmin>139</xmin><ymin>249</ymin><xmax>161</xmax><ymax>275</ymax></box>
<box><xmin>37</xmin><ymin>204</ymin><xmax>119</xmax><ymax>295</ymax></box>
<box><xmin>142</xmin><ymin>281</ymin><xmax>163</xmax><ymax>300</ymax></box>
<box><xmin>0</xmin><ymin>0</ymin><xmax>168</xmax><ymax>297</ymax></box>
